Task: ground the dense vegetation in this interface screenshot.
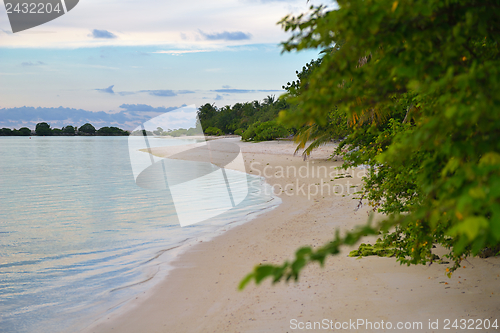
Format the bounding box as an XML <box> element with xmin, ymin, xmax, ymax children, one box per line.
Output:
<box><xmin>0</xmin><ymin>122</ymin><xmax>129</xmax><ymax>136</ymax></box>
<box><xmin>240</xmin><ymin>0</ymin><xmax>500</xmax><ymax>288</ymax></box>
<box><xmin>130</xmin><ymin>127</ymin><xmax>201</xmax><ymax>137</ymax></box>
<box><xmin>1</xmin><ymin>105</ymin><xmax>295</xmax><ymax>141</ymax></box>
<box><xmin>197</xmin><ymin>96</ymin><xmax>293</xmax><ymax>141</ymax></box>
<box><xmin>0</xmin><ymin>127</ymin><xmax>32</xmax><ymax>136</ymax></box>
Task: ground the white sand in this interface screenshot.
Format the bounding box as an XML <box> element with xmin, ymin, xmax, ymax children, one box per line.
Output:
<box><xmin>84</xmin><ymin>139</ymin><xmax>500</xmax><ymax>333</ymax></box>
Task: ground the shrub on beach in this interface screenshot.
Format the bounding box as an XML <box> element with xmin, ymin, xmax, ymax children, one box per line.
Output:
<box><xmin>234</xmin><ymin>128</ymin><xmax>245</xmax><ymax>136</ymax></box>
<box><xmin>204</xmin><ymin>127</ymin><xmax>222</xmax><ymax>136</ymax></box>
<box><xmin>197</xmin><ymin>96</ymin><xmax>291</xmax><ymax>136</ymax></box>
<box><xmin>241</xmin><ymin>122</ymin><xmax>259</xmax><ymax>141</ymax></box>
<box><xmin>253</xmin><ymin>121</ymin><xmax>290</xmax><ymax>141</ymax></box>
<box><xmin>242</xmin><ymin>121</ymin><xmax>290</xmax><ymax>142</ymax></box>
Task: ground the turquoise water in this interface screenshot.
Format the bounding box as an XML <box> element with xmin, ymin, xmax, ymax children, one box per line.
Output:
<box><xmin>0</xmin><ymin>137</ymin><xmax>279</xmax><ymax>333</ymax></box>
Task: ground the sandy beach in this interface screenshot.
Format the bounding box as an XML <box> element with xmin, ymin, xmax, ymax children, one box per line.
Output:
<box><xmin>85</xmin><ymin>139</ymin><xmax>500</xmax><ymax>333</ymax></box>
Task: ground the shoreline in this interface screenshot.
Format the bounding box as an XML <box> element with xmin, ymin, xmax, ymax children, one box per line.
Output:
<box><xmin>74</xmin><ymin>191</ymin><xmax>281</xmax><ymax>333</ymax></box>
<box><xmin>85</xmin><ymin>139</ymin><xmax>500</xmax><ymax>333</ymax></box>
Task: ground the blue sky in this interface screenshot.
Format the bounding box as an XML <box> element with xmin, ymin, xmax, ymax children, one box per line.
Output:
<box><xmin>0</xmin><ymin>0</ymin><xmax>330</xmax><ymax>129</ymax></box>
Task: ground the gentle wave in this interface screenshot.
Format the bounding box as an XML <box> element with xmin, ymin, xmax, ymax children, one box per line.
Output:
<box><xmin>0</xmin><ymin>136</ymin><xmax>280</xmax><ymax>333</ymax></box>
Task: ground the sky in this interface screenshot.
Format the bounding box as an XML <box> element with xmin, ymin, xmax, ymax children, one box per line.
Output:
<box><xmin>0</xmin><ymin>0</ymin><xmax>331</xmax><ymax>129</ymax></box>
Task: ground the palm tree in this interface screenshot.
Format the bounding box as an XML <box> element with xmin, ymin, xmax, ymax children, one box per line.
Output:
<box><xmin>263</xmin><ymin>95</ymin><xmax>276</xmax><ymax>106</ymax></box>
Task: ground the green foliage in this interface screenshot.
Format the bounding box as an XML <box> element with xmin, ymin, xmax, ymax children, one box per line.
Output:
<box><xmin>78</xmin><ymin>123</ymin><xmax>96</xmax><ymax>135</ymax></box>
<box><xmin>197</xmin><ymin>103</ymin><xmax>218</xmax><ymax>129</ymax></box>
<box><xmin>241</xmin><ymin>122</ymin><xmax>260</xmax><ymax>141</ymax></box>
<box><xmin>1</xmin><ymin>124</ymin><xmax>129</xmax><ymax>136</ymax></box>
<box><xmin>283</xmin><ymin>56</ymin><xmax>350</xmax><ymax>158</ymax></box>
<box><xmin>241</xmin><ymin>0</ymin><xmax>500</xmax><ymax>288</ymax></box>
<box><xmin>169</xmin><ymin>128</ymin><xmax>188</xmax><ymax>137</ymax></box>
<box><xmin>0</xmin><ymin>127</ymin><xmax>32</xmax><ymax>136</ymax></box>
<box><xmin>204</xmin><ymin>127</ymin><xmax>222</xmax><ymax>136</ymax></box>
<box><xmin>153</xmin><ymin>127</ymin><xmax>164</xmax><ymax>136</ymax></box>
<box><xmin>35</xmin><ymin>122</ymin><xmax>52</xmax><ymax>136</ymax></box>
<box><xmin>197</xmin><ymin>96</ymin><xmax>290</xmax><ymax>136</ymax></box>
<box><xmin>130</xmin><ymin>129</ymin><xmax>154</xmax><ymax>136</ymax></box>
<box><xmin>62</xmin><ymin>126</ymin><xmax>76</xmax><ymax>135</ymax></box>
<box><xmin>144</xmin><ymin>127</ymin><xmax>199</xmax><ymax>137</ymax></box>
<box><xmin>242</xmin><ymin>121</ymin><xmax>290</xmax><ymax>142</ymax></box>
<box><xmin>52</xmin><ymin>128</ymin><xmax>63</xmax><ymax>135</ymax></box>
<box><xmin>17</xmin><ymin>127</ymin><xmax>32</xmax><ymax>136</ymax></box>
<box><xmin>0</xmin><ymin>128</ymin><xmax>14</xmax><ymax>136</ymax></box>
<box><xmin>348</xmin><ymin>239</ymin><xmax>396</xmax><ymax>258</ymax></box>
<box><xmin>186</xmin><ymin>127</ymin><xmax>199</xmax><ymax>136</ymax></box>
<box><xmin>234</xmin><ymin>128</ymin><xmax>245</xmax><ymax>136</ymax></box>
<box><xmin>96</xmin><ymin>126</ymin><xmax>129</xmax><ymax>136</ymax></box>
<box><xmin>239</xmin><ymin>216</ymin><xmax>382</xmax><ymax>289</ymax></box>
<box><xmin>282</xmin><ymin>58</ymin><xmax>323</xmax><ymax>97</ymax></box>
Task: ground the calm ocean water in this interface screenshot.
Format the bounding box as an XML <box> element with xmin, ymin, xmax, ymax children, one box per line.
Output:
<box><xmin>0</xmin><ymin>136</ymin><xmax>279</xmax><ymax>333</ymax></box>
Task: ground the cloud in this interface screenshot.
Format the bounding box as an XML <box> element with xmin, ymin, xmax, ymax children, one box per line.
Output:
<box><xmin>95</xmin><ymin>89</ymin><xmax>193</xmax><ymax>97</ymax></box>
<box><xmin>0</xmin><ymin>106</ymin><xmax>129</xmax><ymax>128</ymax></box>
<box><xmin>211</xmin><ymin>88</ymin><xmax>282</xmax><ymax>93</ymax></box>
<box><xmin>0</xmin><ymin>0</ymin><xmax>319</xmax><ymax>48</ymax></box>
<box><xmin>117</xmin><ymin>91</ymin><xmax>136</xmax><ymax>96</ymax></box>
<box><xmin>96</xmin><ymin>85</ymin><xmax>115</xmax><ymax>94</ymax></box>
<box><xmin>140</xmin><ymin>90</ymin><xmax>177</xmax><ymax>97</ymax></box>
<box><xmin>21</xmin><ymin>61</ymin><xmax>45</xmax><ymax>67</ymax></box>
<box><xmin>222</xmin><ymin>85</ymin><xmax>231</xmax><ymax>88</ymax></box>
<box><xmin>153</xmin><ymin>50</ymin><xmax>212</xmax><ymax>55</ymax></box>
<box><xmin>119</xmin><ymin>104</ymin><xmax>179</xmax><ymax>113</ymax></box>
<box><xmin>215</xmin><ymin>94</ymin><xmax>223</xmax><ymax>101</ymax></box>
<box><xmin>89</xmin><ymin>29</ymin><xmax>118</xmax><ymax>39</ymax></box>
<box><xmin>0</xmin><ymin>105</ymin><xmax>187</xmax><ymax>130</ymax></box>
<box><xmin>199</xmin><ymin>30</ymin><xmax>251</xmax><ymax>41</ymax></box>
<box><xmin>213</xmin><ymin>89</ymin><xmax>252</xmax><ymax>93</ymax></box>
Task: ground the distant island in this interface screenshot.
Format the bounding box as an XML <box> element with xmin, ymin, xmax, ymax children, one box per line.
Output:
<box><xmin>0</xmin><ymin>97</ymin><xmax>294</xmax><ymax>141</ymax></box>
<box><xmin>0</xmin><ymin>122</ymin><xmax>129</xmax><ymax>137</ymax></box>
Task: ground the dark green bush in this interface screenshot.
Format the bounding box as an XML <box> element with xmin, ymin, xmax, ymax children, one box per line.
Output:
<box><xmin>204</xmin><ymin>127</ymin><xmax>222</xmax><ymax>136</ymax></box>
<box><xmin>234</xmin><ymin>128</ymin><xmax>245</xmax><ymax>136</ymax></box>
<box><xmin>243</xmin><ymin>121</ymin><xmax>289</xmax><ymax>142</ymax></box>
<box><xmin>241</xmin><ymin>122</ymin><xmax>260</xmax><ymax>141</ymax></box>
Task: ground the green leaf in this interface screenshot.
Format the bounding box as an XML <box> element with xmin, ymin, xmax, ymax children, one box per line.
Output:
<box><xmin>291</xmin><ymin>258</ymin><xmax>306</xmax><ymax>275</ymax></box>
<box><xmin>238</xmin><ymin>273</ymin><xmax>254</xmax><ymax>290</ymax></box>
<box><xmin>254</xmin><ymin>265</ymin><xmax>275</xmax><ymax>284</ymax></box>
<box><xmin>441</xmin><ymin>157</ymin><xmax>460</xmax><ymax>177</ymax></box>
<box><xmin>479</xmin><ymin>152</ymin><xmax>500</xmax><ymax>166</ymax></box>
<box><xmin>468</xmin><ymin>186</ymin><xmax>486</xmax><ymax>199</ymax></box>
<box><xmin>491</xmin><ymin>204</ymin><xmax>500</xmax><ymax>240</ymax></box>
<box><xmin>448</xmin><ymin>216</ymin><xmax>489</xmax><ymax>241</ymax></box>
<box><xmin>296</xmin><ymin>247</ymin><xmax>312</xmax><ymax>257</ymax></box>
